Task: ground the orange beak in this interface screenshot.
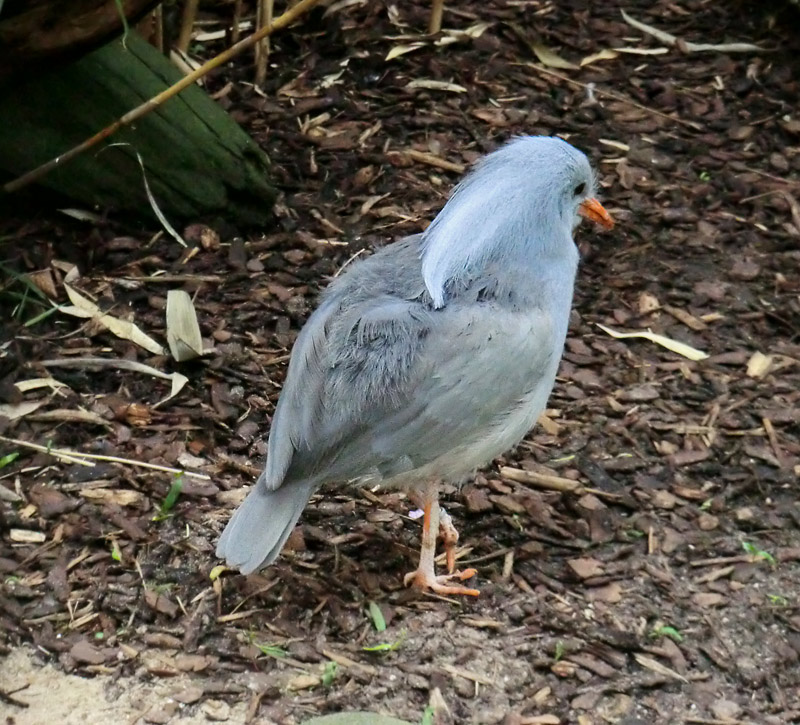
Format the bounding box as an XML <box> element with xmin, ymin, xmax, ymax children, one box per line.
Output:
<box><xmin>578</xmin><ymin>197</ymin><xmax>614</xmax><ymax>230</ymax></box>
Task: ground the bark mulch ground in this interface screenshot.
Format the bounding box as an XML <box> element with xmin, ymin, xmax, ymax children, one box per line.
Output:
<box><xmin>2</xmin><ymin>1</ymin><xmax>800</xmax><ymax>723</ymax></box>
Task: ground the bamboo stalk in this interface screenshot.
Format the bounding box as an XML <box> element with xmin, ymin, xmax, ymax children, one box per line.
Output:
<box><xmin>254</xmin><ymin>0</ymin><xmax>274</xmax><ymax>86</ymax></box>
<box><xmin>176</xmin><ymin>0</ymin><xmax>200</xmax><ymax>53</ymax></box>
<box><xmin>429</xmin><ymin>0</ymin><xmax>445</xmax><ymax>34</ymax></box>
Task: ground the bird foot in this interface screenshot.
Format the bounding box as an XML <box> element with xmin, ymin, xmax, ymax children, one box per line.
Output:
<box><xmin>403</xmin><ymin>567</ymin><xmax>480</xmax><ymax>596</ymax></box>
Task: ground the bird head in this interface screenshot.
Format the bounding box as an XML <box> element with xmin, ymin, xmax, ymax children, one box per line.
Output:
<box><xmin>420</xmin><ymin>136</ymin><xmax>613</xmax><ymax>308</ymax></box>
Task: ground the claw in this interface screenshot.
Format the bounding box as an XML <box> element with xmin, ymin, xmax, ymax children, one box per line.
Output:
<box><xmin>405</xmin><ymin>482</ymin><xmax>479</xmax><ymax>597</ymax></box>
<box><xmin>404</xmin><ymin>567</ymin><xmax>480</xmax><ymax>597</ymax></box>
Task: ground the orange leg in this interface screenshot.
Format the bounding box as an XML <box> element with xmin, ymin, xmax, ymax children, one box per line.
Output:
<box><xmin>438</xmin><ymin>506</ymin><xmax>459</xmax><ymax>574</ymax></box>
<box><xmin>403</xmin><ymin>483</ymin><xmax>479</xmax><ymax>596</ymax></box>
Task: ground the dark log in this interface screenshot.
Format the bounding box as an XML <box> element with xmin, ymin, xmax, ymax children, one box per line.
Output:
<box><xmin>0</xmin><ymin>0</ymin><xmax>161</xmax><ymax>85</ymax></box>
<box><xmin>0</xmin><ymin>31</ymin><xmax>276</xmax><ymax>226</ymax></box>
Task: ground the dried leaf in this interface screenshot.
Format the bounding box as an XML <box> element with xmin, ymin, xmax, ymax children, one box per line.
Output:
<box><xmin>25</xmin><ymin>269</ymin><xmax>58</xmax><ymax>299</ymax></box>
<box><xmin>613</xmin><ymin>47</ymin><xmax>669</xmax><ymax>56</ymax></box>
<box><xmin>580</xmin><ymin>49</ymin><xmax>619</xmax><ymax>66</ymax></box>
<box><xmin>105</xmin><ymin>143</ymin><xmax>187</xmax><ymax>247</ymax></box>
<box><xmin>620</xmin><ymin>9</ymin><xmax>766</xmax><ymax>53</ymax></box>
<box><xmin>287</xmin><ymin>673</ymin><xmax>321</xmax><ymax>690</ymax></box>
<box><xmin>28</xmin><ymin>408</ymin><xmax>111</xmax><ymax>427</ymax></box>
<box><xmin>323</xmin><ymin>0</ymin><xmax>367</xmax><ymax>17</ymax></box>
<box><xmin>385</xmin><ymin>43</ymin><xmax>426</xmax><ymax>61</ymax></box>
<box><xmin>166</xmin><ymin>290</ymin><xmax>204</xmax><ymax>362</ymax></box>
<box><xmin>638</xmin><ymin>292</ymin><xmax>661</xmax><ymax>314</ymax></box>
<box><xmin>406</xmin><ymin>79</ymin><xmax>467</xmax><ymax>93</ymax></box>
<box><xmin>619</xmin><ymin>9</ymin><xmax>677</xmax><ymax>44</ymax></box>
<box><xmin>0</xmin><ymin>400</ymin><xmax>44</xmax><ymax>420</ymax></box>
<box><xmin>462</xmin><ymin>21</ymin><xmax>491</xmax><ymax>38</ymax></box>
<box><xmin>596</xmin><ymin>323</ymin><xmax>709</xmax><ymax>361</ymax></box>
<box><xmin>782</xmin><ymin>192</ymin><xmax>800</xmax><ymax>232</ymax></box>
<box><xmin>13</xmin><ymin>377</ymin><xmax>68</xmax><ymax>393</ymax></box>
<box><xmin>63</xmin><ymin>284</ymin><xmax>166</xmax><ymax>355</ymax></box>
<box><xmin>530</xmin><ymin>42</ymin><xmax>579</xmax><ymax>70</ymax></box>
<box><xmin>746</xmin><ymin>351</ymin><xmax>773</xmax><ymax>379</ymax></box>
<box><xmin>41</xmin><ymin>357</ymin><xmax>187</xmax><ymax>408</ymax></box>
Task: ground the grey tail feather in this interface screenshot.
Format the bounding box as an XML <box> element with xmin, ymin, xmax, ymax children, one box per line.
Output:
<box><xmin>216</xmin><ymin>480</ymin><xmax>316</xmax><ymax>575</ymax></box>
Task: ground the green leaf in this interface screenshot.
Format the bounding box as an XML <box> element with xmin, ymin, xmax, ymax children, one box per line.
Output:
<box><xmin>110</xmin><ymin>540</ymin><xmax>122</xmax><ymax>562</ymax></box>
<box><xmin>650</xmin><ymin>625</ymin><xmax>683</xmax><ymax>643</ymax></box>
<box><xmin>153</xmin><ymin>474</ymin><xmax>183</xmax><ymax>521</ymax></box>
<box><xmin>742</xmin><ymin>541</ymin><xmax>776</xmax><ymax>565</ymax></box>
<box><xmin>321</xmin><ymin>661</ymin><xmax>338</xmax><ymax>688</ymax></box>
<box><xmin>420</xmin><ymin>705</ymin><xmax>435</xmax><ymax>725</ymax></box>
<box><xmin>367</xmin><ymin>601</ymin><xmax>386</xmax><ymax>632</ymax></box>
<box><xmin>0</xmin><ymin>451</ymin><xmax>19</xmax><ymax>469</ymax></box>
<box><xmin>255</xmin><ymin>642</ymin><xmax>286</xmax><ymax>658</ymax></box>
<box><xmin>363</xmin><ymin>630</ymin><xmax>406</xmax><ymax>653</ymax></box>
<box><xmin>209</xmin><ymin>565</ymin><xmax>226</xmax><ymax>581</ymax></box>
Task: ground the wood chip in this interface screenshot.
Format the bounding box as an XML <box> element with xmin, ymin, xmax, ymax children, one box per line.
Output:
<box><xmin>567</xmin><ymin>557</ymin><xmax>605</xmax><ymax>579</ymax></box>
<box><xmin>633</xmin><ymin>653</ymin><xmax>688</xmax><ymax>682</ymax></box>
<box><xmin>441</xmin><ymin>663</ymin><xmax>495</xmax><ymax>686</ymax></box>
<box><xmin>9</xmin><ymin>529</ymin><xmax>46</xmax><ymax>544</ymax></box>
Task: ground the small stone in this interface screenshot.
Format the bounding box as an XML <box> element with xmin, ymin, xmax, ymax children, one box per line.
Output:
<box><xmin>203</xmin><ymin>699</ymin><xmax>231</xmax><ymax>721</ymax></box>
<box><xmin>618</xmin><ymin>384</ymin><xmax>660</xmax><ymax>402</ymax></box>
<box><xmin>70</xmin><ymin>639</ymin><xmax>107</xmax><ymax>665</ymax></box>
<box><xmin>172</xmin><ymin>686</ymin><xmax>204</xmax><ymax>704</ymax></box>
<box><xmin>143</xmin><ymin>709</ymin><xmax>171</xmax><ymax>724</ymax></box>
<box><xmin>693</xmin><ymin>591</ymin><xmax>724</xmax><ymax>608</ymax></box>
<box><xmin>730</xmin><ymin>257</ymin><xmax>760</xmax><ymax>281</ymax></box>
<box><xmin>652</xmin><ymin>490</ymin><xmax>679</xmax><ymax>510</ymax></box>
<box><xmin>711</xmin><ymin>698</ymin><xmax>742</xmax><ymax>720</ymax></box>
<box><xmin>697</xmin><ymin>513</ymin><xmax>719</xmax><ymax>531</ymax></box>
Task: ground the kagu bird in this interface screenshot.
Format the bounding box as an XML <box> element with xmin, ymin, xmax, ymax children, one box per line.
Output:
<box><xmin>217</xmin><ymin>136</ymin><xmax>614</xmax><ymax>595</ymax></box>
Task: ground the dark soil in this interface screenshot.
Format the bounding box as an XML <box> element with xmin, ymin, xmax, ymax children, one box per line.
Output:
<box><xmin>2</xmin><ymin>1</ymin><xmax>800</xmax><ymax>723</ymax></box>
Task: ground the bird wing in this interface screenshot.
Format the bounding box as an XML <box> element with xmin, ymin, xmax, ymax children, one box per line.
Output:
<box><xmin>360</xmin><ymin>301</ymin><xmax>558</xmax><ymax>479</ymax></box>
<box><xmin>263</xmin><ymin>287</ymin><xmax>558</xmax><ymax>489</ymax></box>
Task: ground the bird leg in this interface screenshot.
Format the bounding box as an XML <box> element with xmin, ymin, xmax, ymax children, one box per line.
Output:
<box><xmin>404</xmin><ymin>482</ymin><xmax>479</xmax><ymax>596</ymax></box>
<box><xmin>438</xmin><ymin>506</ymin><xmax>459</xmax><ymax>574</ymax></box>
<box><xmin>408</xmin><ymin>490</ymin><xmax>460</xmax><ymax>574</ymax></box>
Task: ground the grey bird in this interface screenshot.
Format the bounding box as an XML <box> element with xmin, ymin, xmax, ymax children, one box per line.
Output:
<box><xmin>216</xmin><ymin>135</ymin><xmax>613</xmax><ymax>595</ymax></box>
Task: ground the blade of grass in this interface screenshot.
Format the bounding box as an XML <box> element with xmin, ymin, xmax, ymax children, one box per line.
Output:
<box><xmin>367</xmin><ymin>601</ymin><xmax>387</xmax><ymax>632</ymax></box>
<box><xmin>153</xmin><ymin>474</ymin><xmax>183</xmax><ymax>521</ymax></box>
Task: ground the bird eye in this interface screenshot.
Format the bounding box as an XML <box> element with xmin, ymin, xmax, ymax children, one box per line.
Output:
<box><xmin>574</xmin><ymin>182</ymin><xmax>586</xmax><ymax>196</ymax></box>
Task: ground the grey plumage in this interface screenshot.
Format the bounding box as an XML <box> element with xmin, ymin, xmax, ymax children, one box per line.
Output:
<box><xmin>217</xmin><ymin>136</ymin><xmax>606</xmax><ymax>575</ymax></box>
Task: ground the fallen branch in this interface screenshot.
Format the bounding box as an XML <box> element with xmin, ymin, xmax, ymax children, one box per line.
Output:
<box><xmin>0</xmin><ymin>435</ymin><xmax>211</xmax><ymax>480</ymax></box>
<box><xmin>500</xmin><ymin>465</ymin><xmax>622</xmax><ymax>502</ymax></box>
<box><xmin>621</xmin><ymin>9</ymin><xmax>768</xmax><ymax>54</ymax></box>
